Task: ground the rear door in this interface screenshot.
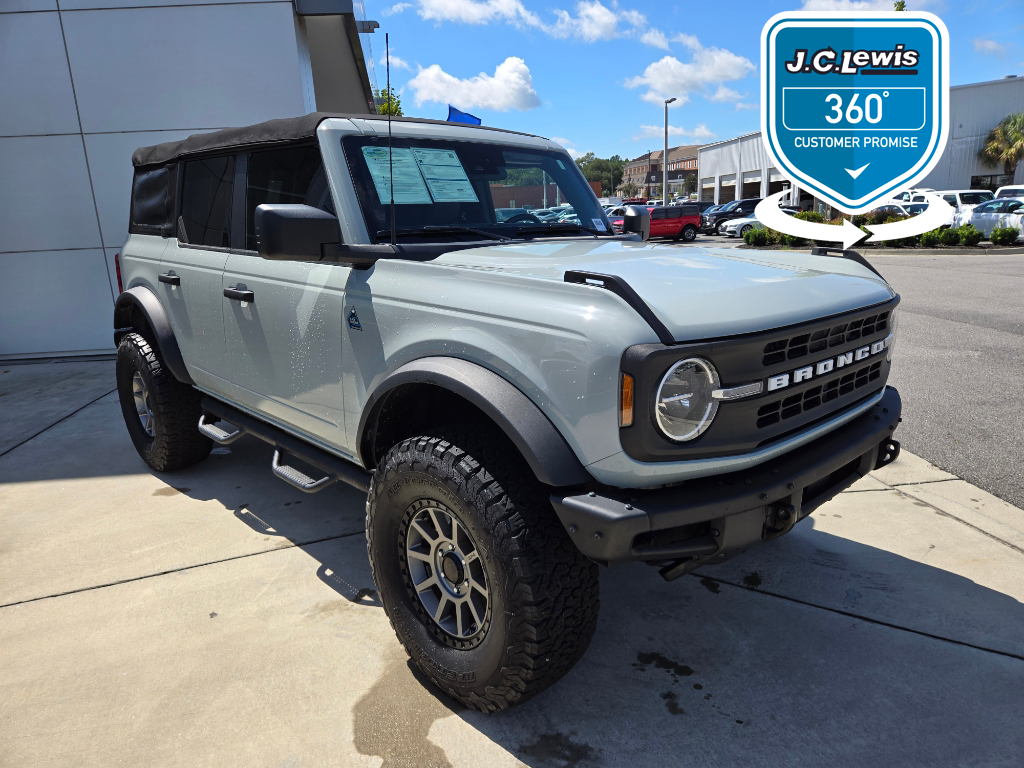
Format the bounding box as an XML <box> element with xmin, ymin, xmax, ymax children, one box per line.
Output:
<box><xmin>649</xmin><ymin>207</ymin><xmax>668</xmax><ymax>236</ymax></box>
<box><xmin>160</xmin><ymin>155</ymin><xmax>234</xmax><ymax>392</ymax></box>
<box><xmin>220</xmin><ymin>144</ymin><xmax>350</xmax><ymax>448</ymax></box>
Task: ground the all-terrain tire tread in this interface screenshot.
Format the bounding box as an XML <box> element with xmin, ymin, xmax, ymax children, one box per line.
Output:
<box><xmin>366</xmin><ymin>429</ymin><xmax>599</xmax><ymax>713</ymax></box>
<box><xmin>116</xmin><ymin>332</ymin><xmax>211</xmax><ymax>472</ymax></box>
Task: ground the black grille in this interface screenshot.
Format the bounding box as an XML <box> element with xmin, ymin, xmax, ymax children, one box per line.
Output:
<box><xmin>755</xmin><ymin>361</ymin><xmax>883</xmax><ymax>429</ymax></box>
<box><xmin>762</xmin><ymin>311</ymin><xmax>889</xmax><ymax>366</ymax></box>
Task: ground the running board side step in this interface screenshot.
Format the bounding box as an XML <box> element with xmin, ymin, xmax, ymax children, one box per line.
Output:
<box><xmin>200</xmin><ymin>397</ymin><xmax>371</xmax><ymax>493</ymax></box>
<box><xmin>272</xmin><ymin>449</ymin><xmax>337</xmax><ymax>493</ymax></box>
<box><xmin>198</xmin><ymin>413</ymin><xmax>244</xmax><ymax>444</ymax></box>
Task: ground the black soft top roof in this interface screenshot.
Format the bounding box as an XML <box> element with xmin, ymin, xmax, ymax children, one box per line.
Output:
<box><xmin>132</xmin><ymin>112</ymin><xmax>543</xmax><ymax>168</ymax></box>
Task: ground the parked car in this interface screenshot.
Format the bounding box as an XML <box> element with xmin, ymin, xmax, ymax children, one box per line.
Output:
<box><xmin>721</xmin><ymin>208</ymin><xmax>800</xmax><ymax>238</ymax></box>
<box><xmin>892</xmin><ymin>188</ymin><xmax>935</xmax><ymax>204</ymax></box>
<box><xmin>695</xmin><ymin>200</ymin><xmax>718</xmax><ymax>213</ymax></box>
<box><xmin>995</xmin><ymin>185</ymin><xmax>1024</xmax><ymax>199</ymax></box>
<box><xmin>959</xmin><ymin>197</ymin><xmax>1024</xmax><ymax>240</ymax></box>
<box><xmin>702</xmin><ymin>198</ymin><xmax>761</xmax><ymax>234</ymax></box>
<box><xmin>933</xmin><ymin>190</ymin><xmax>994</xmax><ymax>227</ymax></box>
<box><xmin>114</xmin><ymin>113</ymin><xmax>903</xmax><ymax>713</ymax></box>
<box><xmin>495</xmin><ymin>207</ymin><xmax>541</xmax><ymax>223</ymax></box>
<box><xmin>648</xmin><ymin>204</ymin><xmax>701</xmax><ymax>241</ymax></box>
<box><xmin>647</xmin><ymin>199</ymin><xmax>664</xmax><ymax>207</ymax></box>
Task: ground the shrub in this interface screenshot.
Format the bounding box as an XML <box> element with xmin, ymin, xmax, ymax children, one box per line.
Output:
<box><xmin>919</xmin><ymin>229</ymin><xmax>942</xmax><ymax>248</ymax></box>
<box><xmin>794</xmin><ymin>210</ymin><xmax>826</xmax><ymax>224</ymax></box>
<box><xmin>939</xmin><ymin>227</ymin><xmax>961</xmax><ymax>246</ymax></box>
<box><xmin>990</xmin><ymin>227</ymin><xmax>1021</xmax><ymax>246</ymax></box>
<box><xmin>744</xmin><ymin>228</ymin><xmax>769</xmax><ymax>246</ymax></box>
<box><xmin>957</xmin><ymin>224</ymin><xmax>983</xmax><ymax>247</ymax></box>
<box><xmin>783</xmin><ymin>233</ymin><xmax>806</xmax><ymax>247</ymax></box>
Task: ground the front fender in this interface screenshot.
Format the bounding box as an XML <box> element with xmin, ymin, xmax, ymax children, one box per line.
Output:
<box><xmin>357</xmin><ymin>357</ymin><xmax>591</xmax><ymax>487</ymax></box>
<box><xmin>113</xmin><ymin>286</ymin><xmax>192</xmax><ymax>385</ymax></box>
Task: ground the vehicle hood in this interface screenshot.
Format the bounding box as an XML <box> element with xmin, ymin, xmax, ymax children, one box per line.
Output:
<box><xmin>434</xmin><ymin>240</ymin><xmax>895</xmax><ymax>341</ymax></box>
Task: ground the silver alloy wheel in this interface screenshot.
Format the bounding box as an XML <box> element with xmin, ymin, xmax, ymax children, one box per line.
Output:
<box><xmin>404</xmin><ymin>500</ymin><xmax>489</xmax><ymax>641</ymax></box>
<box><xmin>132</xmin><ymin>371</ymin><xmax>155</xmax><ymax>437</ymax></box>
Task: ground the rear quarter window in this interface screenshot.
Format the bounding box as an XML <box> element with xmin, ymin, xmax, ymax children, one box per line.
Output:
<box><xmin>130</xmin><ymin>166</ymin><xmax>173</xmax><ymax>234</ymax></box>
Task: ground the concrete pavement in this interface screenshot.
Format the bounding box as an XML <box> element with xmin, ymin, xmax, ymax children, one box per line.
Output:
<box><xmin>2</xmin><ymin>361</ymin><xmax>1023</xmax><ymax>767</ymax></box>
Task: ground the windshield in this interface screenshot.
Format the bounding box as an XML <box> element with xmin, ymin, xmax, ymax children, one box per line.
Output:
<box><xmin>342</xmin><ymin>135</ymin><xmax>610</xmax><ymax>241</ymax></box>
<box><xmin>719</xmin><ymin>200</ymin><xmax>741</xmax><ymax>211</ymax></box>
<box><xmin>904</xmin><ymin>203</ymin><xmax>928</xmax><ymax>214</ymax></box>
<box><xmin>960</xmin><ymin>192</ymin><xmax>993</xmax><ymax>205</ymax></box>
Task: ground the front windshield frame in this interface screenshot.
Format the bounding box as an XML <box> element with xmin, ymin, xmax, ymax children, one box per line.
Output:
<box><xmin>341</xmin><ymin>134</ymin><xmax>611</xmax><ymax>242</ymax></box>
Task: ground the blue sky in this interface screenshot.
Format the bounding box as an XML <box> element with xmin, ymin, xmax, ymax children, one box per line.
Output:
<box><xmin>363</xmin><ymin>0</ymin><xmax>1023</xmax><ymax>160</ymax></box>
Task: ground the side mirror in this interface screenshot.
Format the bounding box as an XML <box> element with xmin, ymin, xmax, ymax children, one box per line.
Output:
<box><xmin>622</xmin><ymin>205</ymin><xmax>650</xmax><ymax>241</ymax></box>
<box><xmin>255</xmin><ymin>204</ymin><xmax>340</xmax><ymax>260</ymax></box>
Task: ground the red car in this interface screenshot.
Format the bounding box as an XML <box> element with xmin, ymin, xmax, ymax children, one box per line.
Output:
<box><xmin>648</xmin><ymin>203</ymin><xmax>701</xmax><ymax>241</ymax></box>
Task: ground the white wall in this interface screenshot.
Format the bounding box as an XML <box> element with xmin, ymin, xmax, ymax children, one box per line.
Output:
<box><xmin>0</xmin><ymin>1</ymin><xmax>315</xmax><ymax>358</ymax></box>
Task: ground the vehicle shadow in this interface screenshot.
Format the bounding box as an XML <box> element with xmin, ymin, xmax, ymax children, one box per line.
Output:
<box><xmin>4</xmin><ymin>395</ymin><xmax>1023</xmax><ymax>765</ymax></box>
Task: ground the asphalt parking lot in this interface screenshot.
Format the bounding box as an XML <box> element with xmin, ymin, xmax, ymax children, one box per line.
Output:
<box><xmin>2</xmin><ymin>350</ymin><xmax>1023</xmax><ymax>766</ymax></box>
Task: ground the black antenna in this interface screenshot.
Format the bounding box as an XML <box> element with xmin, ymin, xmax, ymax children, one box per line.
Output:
<box><xmin>386</xmin><ymin>33</ymin><xmax>396</xmax><ymax>247</ymax></box>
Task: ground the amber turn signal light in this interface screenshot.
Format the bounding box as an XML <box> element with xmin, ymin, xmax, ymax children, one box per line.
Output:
<box><xmin>620</xmin><ymin>372</ymin><xmax>634</xmax><ymax>427</ymax></box>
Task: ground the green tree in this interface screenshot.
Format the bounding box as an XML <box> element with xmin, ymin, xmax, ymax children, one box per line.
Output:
<box><xmin>683</xmin><ymin>175</ymin><xmax>698</xmax><ymax>197</ymax></box>
<box><xmin>978</xmin><ymin>112</ymin><xmax>1024</xmax><ymax>180</ymax></box>
<box><xmin>374</xmin><ymin>86</ymin><xmax>403</xmax><ymax>116</ymax></box>
<box><xmin>622</xmin><ymin>180</ymin><xmax>639</xmax><ymax>199</ymax></box>
<box><xmin>575</xmin><ymin>152</ymin><xmax>625</xmax><ymax>196</ymax></box>
<box><xmin>893</xmin><ymin>1</ymin><xmax>906</xmax><ymax>11</ymax></box>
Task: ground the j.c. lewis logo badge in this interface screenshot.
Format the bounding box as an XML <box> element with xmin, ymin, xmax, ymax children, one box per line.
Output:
<box><xmin>761</xmin><ymin>11</ymin><xmax>949</xmax><ymax>213</ymax></box>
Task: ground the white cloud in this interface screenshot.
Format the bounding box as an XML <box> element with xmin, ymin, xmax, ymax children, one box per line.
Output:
<box><xmin>380</xmin><ymin>54</ymin><xmax>412</xmax><ymax>71</ymax></box>
<box><xmin>382</xmin><ymin>2</ymin><xmax>412</xmax><ymax>14</ymax></box>
<box><xmin>800</xmin><ymin>0</ymin><xmax>895</xmax><ymax>9</ymax></box>
<box><xmin>974</xmin><ymin>38</ymin><xmax>1007</xmax><ymax>57</ymax></box>
<box><xmin>626</xmin><ymin>34</ymin><xmax>755</xmax><ymax>106</ymax></box>
<box><xmin>735</xmin><ymin>102</ymin><xmax>759</xmax><ymax>111</ymax></box>
<box><xmin>640</xmin><ymin>29</ymin><xmax>669</xmax><ymax>50</ymax></box>
<box><xmin>632</xmin><ymin>123</ymin><xmax>716</xmax><ymax>140</ymax></box>
<box><xmin>550</xmin><ymin>136</ymin><xmax>586</xmax><ymax>159</ymax></box>
<box><xmin>417</xmin><ymin>0</ymin><xmax>541</xmax><ymax>27</ymax></box>
<box><xmin>552</xmin><ymin>1</ymin><xmax>619</xmax><ymax>42</ymax></box>
<box><xmin>408</xmin><ymin>56</ymin><xmax>542</xmax><ymax>111</ymax></box>
<box><xmin>709</xmin><ymin>85</ymin><xmax>742</xmax><ymax>103</ymax></box>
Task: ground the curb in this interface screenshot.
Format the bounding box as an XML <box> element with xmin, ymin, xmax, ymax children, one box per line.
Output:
<box><xmin>737</xmin><ymin>245</ymin><xmax>1024</xmax><ymax>257</ymax></box>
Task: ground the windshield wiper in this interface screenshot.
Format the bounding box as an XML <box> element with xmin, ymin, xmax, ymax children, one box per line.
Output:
<box><xmin>516</xmin><ymin>222</ymin><xmax>604</xmax><ymax>237</ymax></box>
<box><xmin>376</xmin><ymin>226</ymin><xmax>509</xmax><ymax>242</ymax></box>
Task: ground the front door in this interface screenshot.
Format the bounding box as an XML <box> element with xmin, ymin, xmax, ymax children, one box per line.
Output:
<box><xmin>220</xmin><ymin>144</ymin><xmax>351</xmax><ymax>449</ymax></box>
<box><xmin>160</xmin><ymin>155</ymin><xmax>234</xmax><ymax>393</ymax></box>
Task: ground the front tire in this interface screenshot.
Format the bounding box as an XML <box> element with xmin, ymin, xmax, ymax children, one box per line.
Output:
<box><xmin>367</xmin><ymin>433</ymin><xmax>600</xmax><ymax>712</ymax></box>
<box><xmin>116</xmin><ymin>332</ymin><xmax>211</xmax><ymax>472</ymax></box>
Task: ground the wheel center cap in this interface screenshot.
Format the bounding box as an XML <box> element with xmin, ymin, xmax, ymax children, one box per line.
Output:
<box><xmin>441</xmin><ymin>552</ymin><xmax>464</xmax><ymax>585</ymax></box>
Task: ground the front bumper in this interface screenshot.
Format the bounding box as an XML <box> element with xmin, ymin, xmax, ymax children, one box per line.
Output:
<box><xmin>551</xmin><ymin>386</ymin><xmax>902</xmax><ymax>577</ymax></box>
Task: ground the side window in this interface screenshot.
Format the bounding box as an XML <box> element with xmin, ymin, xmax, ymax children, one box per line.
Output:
<box><xmin>975</xmin><ymin>202</ymin><xmax>995</xmax><ymax>214</ymax></box>
<box><xmin>1006</xmin><ymin>201</ymin><xmax>1023</xmax><ymax>213</ymax></box>
<box><xmin>650</xmin><ymin>208</ymin><xmax>667</xmax><ymax>220</ymax></box>
<box><xmin>180</xmin><ymin>156</ymin><xmax>235</xmax><ymax>247</ymax></box>
<box><xmin>942</xmin><ymin>195</ymin><xmax>957</xmax><ymax>205</ymax></box>
<box><xmin>130</xmin><ymin>166</ymin><xmax>172</xmax><ymax>232</ymax></box>
<box><xmin>245</xmin><ymin>145</ymin><xmax>333</xmax><ymax>250</ymax></box>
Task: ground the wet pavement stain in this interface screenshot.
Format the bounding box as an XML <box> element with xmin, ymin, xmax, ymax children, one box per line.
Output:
<box><xmin>742</xmin><ymin>572</ymin><xmax>762</xmax><ymax>588</ymax></box>
<box><xmin>152</xmin><ymin>486</ymin><xmax>190</xmax><ymax>497</ymax></box>
<box><xmin>518</xmin><ymin>732</ymin><xmax>599</xmax><ymax>766</ymax></box>
<box><xmin>660</xmin><ymin>691</ymin><xmax>685</xmax><ymax>715</ymax></box>
<box><xmin>352</xmin><ymin>657</ymin><xmax>461</xmax><ymax>768</ymax></box>
<box><xmin>636</xmin><ymin>651</ymin><xmax>694</xmax><ymax>678</ymax></box>
<box><xmin>699</xmin><ymin>577</ymin><xmax>721</xmax><ymax>594</ymax></box>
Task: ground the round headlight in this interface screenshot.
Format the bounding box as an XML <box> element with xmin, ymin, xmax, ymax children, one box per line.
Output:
<box><xmin>654</xmin><ymin>357</ymin><xmax>721</xmax><ymax>441</ymax></box>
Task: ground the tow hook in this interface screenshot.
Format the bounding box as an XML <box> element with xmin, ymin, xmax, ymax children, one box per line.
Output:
<box><xmin>763</xmin><ymin>503</ymin><xmax>798</xmax><ymax>541</ymax></box>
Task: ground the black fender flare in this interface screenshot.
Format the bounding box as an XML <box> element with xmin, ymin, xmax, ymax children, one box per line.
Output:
<box><xmin>358</xmin><ymin>357</ymin><xmax>590</xmax><ymax>488</ymax></box>
<box><xmin>113</xmin><ymin>286</ymin><xmax>193</xmax><ymax>385</ymax></box>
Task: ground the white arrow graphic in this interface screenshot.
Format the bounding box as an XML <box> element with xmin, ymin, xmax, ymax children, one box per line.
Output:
<box><xmin>845</xmin><ymin>163</ymin><xmax>870</xmax><ymax>179</ymax></box>
<box><xmin>864</xmin><ymin>192</ymin><xmax>953</xmax><ymax>242</ymax></box>
<box><xmin>754</xmin><ymin>192</ymin><xmax>868</xmax><ymax>250</ymax></box>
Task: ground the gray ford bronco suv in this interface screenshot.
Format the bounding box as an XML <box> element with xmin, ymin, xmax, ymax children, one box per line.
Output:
<box><xmin>115</xmin><ymin>113</ymin><xmax>902</xmax><ymax>711</ymax></box>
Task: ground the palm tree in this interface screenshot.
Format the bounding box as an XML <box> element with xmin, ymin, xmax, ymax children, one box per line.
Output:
<box><xmin>978</xmin><ymin>112</ymin><xmax>1024</xmax><ymax>180</ymax></box>
<box><xmin>623</xmin><ymin>181</ymin><xmax>639</xmax><ymax>199</ymax></box>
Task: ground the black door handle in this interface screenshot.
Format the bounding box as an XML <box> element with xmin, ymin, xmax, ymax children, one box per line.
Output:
<box><xmin>224</xmin><ymin>286</ymin><xmax>254</xmax><ymax>302</ymax></box>
<box><xmin>158</xmin><ymin>272</ymin><xmax>180</xmax><ymax>286</ymax></box>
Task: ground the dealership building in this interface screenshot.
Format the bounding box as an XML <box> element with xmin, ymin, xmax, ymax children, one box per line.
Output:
<box><xmin>698</xmin><ymin>76</ymin><xmax>1024</xmax><ymax>213</ymax></box>
<box><xmin>0</xmin><ymin>0</ymin><xmax>377</xmax><ymax>359</ymax></box>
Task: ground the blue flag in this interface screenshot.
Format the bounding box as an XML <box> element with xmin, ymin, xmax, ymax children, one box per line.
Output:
<box><xmin>447</xmin><ymin>105</ymin><xmax>482</xmax><ymax>125</ymax></box>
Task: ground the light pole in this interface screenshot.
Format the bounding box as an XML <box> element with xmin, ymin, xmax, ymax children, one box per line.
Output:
<box><xmin>664</xmin><ymin>97</ymin><xmax>676</xmax><ymax>205</ymax></box>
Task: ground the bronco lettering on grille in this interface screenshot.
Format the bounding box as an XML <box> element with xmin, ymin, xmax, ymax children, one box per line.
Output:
<box><xmin>766</xmin><ymin>335</ymin><xmax>891</xmax><ymax>392</ymax></box>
